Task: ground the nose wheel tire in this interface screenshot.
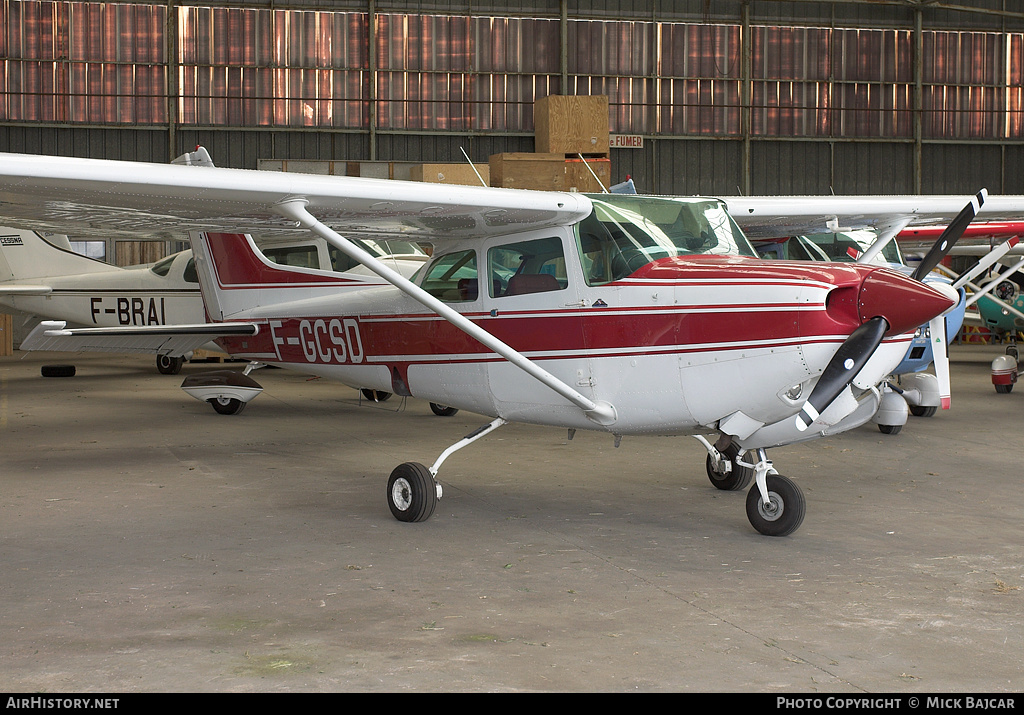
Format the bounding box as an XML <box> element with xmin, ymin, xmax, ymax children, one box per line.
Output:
<box><xmin>746</xmin><ymin>474</ymin><xmax>805</xmax><ymax>537</ymax></box>
<box><xmin>705</xmin><ymin>454</ymin><xmax>754</xmax><ymax>491</ymax></box>
<box><xmin>387</xmin><ymin>462</ymin><xmax>438</xmax><ymax>523</ymax></box>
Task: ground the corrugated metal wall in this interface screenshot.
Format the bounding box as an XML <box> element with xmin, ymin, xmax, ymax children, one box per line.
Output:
<box><xmin>1</xmin><ymin>0</ymin><xmax>1022</xmax><ymax>197</ymax></box>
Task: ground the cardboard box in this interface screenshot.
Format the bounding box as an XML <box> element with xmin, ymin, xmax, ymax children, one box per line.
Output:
<box><xmin>564</xmin><ymin>157</ymin><xmax>612</xmax><ymax>192</ymax></box>
<box><xmin>534</xmin><ymin>95</ymin><xmax>610</xmax><ymax>155</ymax></box>
<box><xmin>489</xmin><ymin>153</ymin><xmax>567</xmax><ymax>190</ymax></box>
<box><xmin>0</xmin><ymin>313</ymin><xmax>10</xmax><ymax>356</ymax></box>
<box><xmin>411</xmin><ymin>163</ymin><xmax>490</xmax><ymax>187</ymax></box>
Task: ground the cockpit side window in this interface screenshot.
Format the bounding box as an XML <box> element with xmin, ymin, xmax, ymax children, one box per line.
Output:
<box><xmin>183</xmin><ymin>258</ymin><xmax>199</xmax><ymax>283</ymax></box>
<box><xmin>150</xmin><ymin>255</ymin><xmax>175</xmax><ymax>277</ymax></box>
<box><xmin>421</xmin><ymin>249</ymin><xmax>479</xmax><ymax>302</ymax></box>
<box><xmin>488</xmin><ymin>237</ymin><xmax>567</xmax><ymax>298</ymax></box>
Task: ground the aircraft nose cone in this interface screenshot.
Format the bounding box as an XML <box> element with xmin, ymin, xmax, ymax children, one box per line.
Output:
<box><xmin>858</xmin><ymin>268</ymin><xmax>956</xmax><ymax>336</ymax></box>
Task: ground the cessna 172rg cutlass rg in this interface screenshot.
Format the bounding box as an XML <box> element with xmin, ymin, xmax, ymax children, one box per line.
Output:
<box><xmin>0</xmin><ymin>151</ymin><xmax>1007</xmax><ymax>536</ymax></box>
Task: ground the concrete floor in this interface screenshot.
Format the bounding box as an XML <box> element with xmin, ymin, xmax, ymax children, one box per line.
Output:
<box><xmin>0</xmin><ymin>345</ymin><xmax>1021</xmax><ymax>693</ymax></box>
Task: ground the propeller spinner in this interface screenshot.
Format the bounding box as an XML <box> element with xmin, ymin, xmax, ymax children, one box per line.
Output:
<box><xmin>795</xmin><ymin>189</ymin><xmax>985</xmax><ymax>431</ymax></box>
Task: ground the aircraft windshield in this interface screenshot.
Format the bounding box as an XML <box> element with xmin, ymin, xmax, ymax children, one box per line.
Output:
<box><xmin>576</xmin><ymin>195</ymin><xmax>756</xmax><ymax>285</ymax></box>
<box><xmin>797</xmin><ymin>230</ymin><xmax>903</xmax><ymax>265</ymax></box>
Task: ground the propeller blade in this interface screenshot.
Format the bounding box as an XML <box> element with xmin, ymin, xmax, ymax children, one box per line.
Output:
<box><xmin>911</xmin><ymin>189</ymin><xmax>987</xmax><ymax>281</ymax></box>
<box><xmin>795</xmin><ymin>316</ymin><xmax>888</xmax><ymax>432</ymax></box>
<box><xmin>929</xmin><ymin>315</ymin><xmax>951</xmax><ymax>410</ymax></box>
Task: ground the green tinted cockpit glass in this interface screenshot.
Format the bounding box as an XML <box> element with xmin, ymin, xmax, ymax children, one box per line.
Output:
<box><xmin>576</xmin><ymin>195</ymin><xmax>756</xmax><ymax>285</ymax></box>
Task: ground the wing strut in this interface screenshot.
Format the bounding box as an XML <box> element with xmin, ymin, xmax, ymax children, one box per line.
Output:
<box><xmin>273</xmin><ymin>198</ymin><xmax>617</xmax><ymax>426</ymax></box>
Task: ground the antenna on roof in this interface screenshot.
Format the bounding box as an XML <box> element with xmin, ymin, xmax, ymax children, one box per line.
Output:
<box><xmin>459</xmin><ymin>147</ymin><xmax>488</xmax><ymax>187</ymax></box>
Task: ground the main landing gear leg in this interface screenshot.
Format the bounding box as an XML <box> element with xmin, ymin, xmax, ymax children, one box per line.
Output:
<box><xmin>386</xmin><ymin>417</ymin><xmax>508</xmax><ymax>523</ymax></box>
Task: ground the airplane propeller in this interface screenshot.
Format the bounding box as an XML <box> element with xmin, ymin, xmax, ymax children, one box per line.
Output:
<box><xmin>911</xmin><ymin>189</ymin><xmax>987</xmax><ymax>281</ymax></box>
<box><xmin>795</xmin><ymin>317</ymin><xmax>888</xmax><ymax>431</ymax></box>
<box><xmin>795</xmin><ymin>189</ymin><xmax>987</xmax><ymax>431</ymax></box>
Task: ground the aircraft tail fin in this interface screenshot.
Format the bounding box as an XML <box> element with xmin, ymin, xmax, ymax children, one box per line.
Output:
<box><xmin>0</xmin><ymin>228</ymin><xmax>111</xmax><ymax>284</ymax></box>
<box><xmin>188</xmin><ymin>232</ymin><xmax>379</xmax><ymax>321</ymax></box>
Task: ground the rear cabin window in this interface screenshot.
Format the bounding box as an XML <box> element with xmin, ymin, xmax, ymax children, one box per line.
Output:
<box><xmin>262</xmin><ymin>245</ymin><xmax>320</xmax><ymax>269</ymax></box>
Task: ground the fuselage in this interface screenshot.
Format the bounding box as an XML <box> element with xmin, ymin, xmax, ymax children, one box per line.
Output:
<box><xmin>199</xmin><ymin>195</ymin><xmax>952</xmax><ymax>445</ymax></box>
<box><xmin>0</xmin><ymin>230</ymin><xmax>427</xmax><ymax>330</ymax></box>
<box><xmin>2</xmin><ymin>252</ymin><xmax>205</xmax><ymax>327</ymax></box>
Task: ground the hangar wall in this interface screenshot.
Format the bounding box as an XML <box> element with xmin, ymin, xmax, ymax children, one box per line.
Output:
<box><xmin>0</xmin><ymin>0</ymin><xmax>1022</xmax><ymax>200</ymax></box>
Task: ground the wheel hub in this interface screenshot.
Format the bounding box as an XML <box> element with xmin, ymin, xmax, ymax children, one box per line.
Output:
<box><xmin>758</xmin><ymin>493</ymin><xmax>783</xmax><ymax>521</ymax></box>
<box><xmin>391</xmin><ymin>477</ymin><xmax>413</xmax><ymax>512</ymax></box>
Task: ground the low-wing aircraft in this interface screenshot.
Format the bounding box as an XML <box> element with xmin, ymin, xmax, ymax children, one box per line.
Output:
<box><xmin>0</xmin><ymin>224</ymin><xmax>428</xmax><ymax>374</ymax></box>
<box><xmin>0</xmin><ymin>227</ymin><xmax>207</xmax><ymax>373</ymax></box>
<box><xmin>1</xmin><ymin>152</ymin><xmax>1007</xmax><ymax>537</ymax></box>
<box><xmin>0</xmin><ymin>145</ymin><xmax>430</xmax><ymax>377</ymax></box>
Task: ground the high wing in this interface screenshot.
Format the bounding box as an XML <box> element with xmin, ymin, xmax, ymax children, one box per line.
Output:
<box><xmin>0</xmin><ymin>152</ymin><xmax>592</xmax><ymax>243</ymax></box>
<box><xmin>0</xmin><ymin>152</ymin><xmax>602</xmax><ymax>417</ymax></box>
<box><xmin>724</xmin><ymin>194</ymin><xmax>1024</xmax><ymax>241</ymax></box>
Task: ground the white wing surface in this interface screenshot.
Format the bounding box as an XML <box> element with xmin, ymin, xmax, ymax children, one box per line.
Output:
<box><xmin>0</xmin><ymin>152</ymin><xmax>593</xmax><ymax>242</ymax></box>
<box><xmin>724</xmin><ymin>195</ymin><xmax>1024</xmax><ymax>239</ymax></box>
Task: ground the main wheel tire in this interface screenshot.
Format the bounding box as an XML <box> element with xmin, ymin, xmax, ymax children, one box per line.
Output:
<box><xmin>157</xmin><ymin>355</ymin><xmax>185</xmax><ymax>375</ymax></box>
<box><xmin>995</xmin><ymin>383</ymin><xmax>1013</xmax><ymax>394</ymax></box>
<box><xmin>909</xmin><ymin>405</ymin><xmax>937</xmax><ymax>417</ymax></box>
<box><xmin>878</xmin><ymin>423</ymin><xmax>902</xmax><ymax>434</ymax></box>
<box><xmin>746</xmin><ymin>474</ymin><xmax>806</xmax><ymax>537</ymax></box>
<box><xmin>705</xmin><ymin>454</ymin><xmax>753</xmax><ymax>491</ymax></box>
<box><xmin>387</xmin><ymin>462</ymin><xmax>438</xmax><ymax>523</ymax></box>
<box><xmin>362</xmin><ymin>389</ymin><xmax>392</xmax><ymax>402</ymax></box>
<box><xmin>209</xmin><ymin>396</ymin><xmax>246</xmax><ymax>415</ymax></box>
<box><xmin>41</xmin><ymin>364</ymin><xmax>75</xmax><ymax>378</ymax></box>
<box><xmin>429</xmin><ymin>403</ymin><xmax>459</xmax><ymax>417</ymax></box>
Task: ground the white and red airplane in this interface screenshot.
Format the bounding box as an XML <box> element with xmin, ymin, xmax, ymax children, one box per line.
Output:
<box><xmin>0</xmin><ymin>151</ymin><xmax>1018</xmax><ymax>536</ymax></box>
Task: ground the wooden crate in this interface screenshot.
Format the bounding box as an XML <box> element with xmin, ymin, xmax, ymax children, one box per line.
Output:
<box><xmin>534</xmin><ymin>95</ymin><xmax>610</xmax><ymax>155</ymax></box>
<box><xmin>115</xmin><ymin>240</ymin><xmax>167</xmax><ymax>267</ymax></box>
<box><xmin>564</xmin><ymin>157</ymin><xmax>612</xmax><ymax>192</ymax></box>
<box><xmin>0</xmin><ymin>313</ymin><xmax>10</xmax><ymax>356</ymax></box>
<box><xmin>411</xmin><ymin>163</ymin><xmax>490</xmax><ymax>187</ymax></box>
<box><xmin>488</xmin><ymin>153</ymin><xmax>567</xmax><ymax>191</ymax></box>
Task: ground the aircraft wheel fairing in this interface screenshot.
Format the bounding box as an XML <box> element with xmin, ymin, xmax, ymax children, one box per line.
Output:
<box><xmin>429</xmin><ymin>403</ymin><xmax>459</xmax><ymax>417</ymax></box>
<box><xmin>157</xmin><ymin>355</ymin><xmax>185</xmax><ymax>375</ymax></box>
<box><xmin>388</xmin><ymin>462</ymin><xmax>438</xmax><ymax>523</ymax></box>
<box><xmin>746</xmin><ymin>474</ymin><xmax>805</xmax><ymax>537</ymax></box>
<box><xmin>705</xmin><ymin>454</ymin><xmax>754</xmax><ymax>491</ymax></box>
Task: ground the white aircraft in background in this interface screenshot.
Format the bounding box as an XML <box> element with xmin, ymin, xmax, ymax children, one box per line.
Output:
<box><xmin>0</xmin><ymin>225</ymin><xmax>428</xmax><ymax>374</ymax></box>
<box><xmin>2</xmin><ymin>151</ymin><xmax>1014</xmax><ymax>536</ymax></box>
<box><xmin>746</xmin><ymin>192</ymin><xmax>996</xmax><ymax>434</ymax></box>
